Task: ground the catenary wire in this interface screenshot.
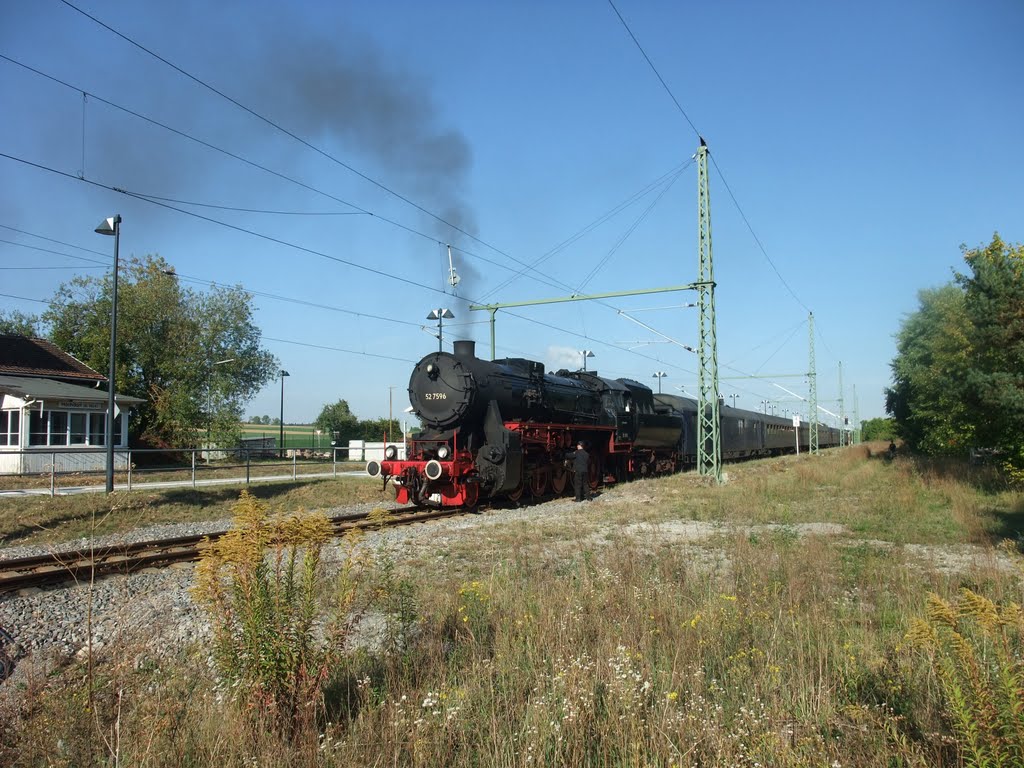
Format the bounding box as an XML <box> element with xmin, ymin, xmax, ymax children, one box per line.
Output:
<box><xmin>0</xmin><ymin>223</ymin><xmax>112</xmax><ymax>259</ymax></box>
<box><xmin>0</xmin><ymin>265</ymin><xmax>103</xmax><ymax>271</ymax></box>
<box><xmin>477</xmin><ymin>160</ymin><xmax>693</xmax><ymax>301</ymax></box>
<box><xmin>605</xmin><ymin>0</ymin><xmax>701</xmax><ymax>139</ymax></box>
<box><xmin>574</xmin><ymin>167</ymin><xmax>683</xmax><ymax>292</ymax></box>
<box><xmin>126</xmin><ymin>192</ymin><xmax>371</xmax><ymax>216</ymax></box>
<box><xmin>0</xmin><ymin>150</ymin><xmax>701</xmax><ymax>381</ymax></box>
<box><xmin>0</xmin><ymin>292</ymin><xmax>49</xmax><ymax>304</ymax></box>
<box><xmin>0</xmin><ymin>53</ymin><xmax>579</xmax><ymax>297</ymax></box>
<box><xmin>606</xmin><ymin>0</ymin><xmax>833</xmax><ymax>353</ymax></box>
<box><xmin>0</xmin><ymin>237</ymin><xmax>111</xmax><ymax>266</ymax></box>
<box><xmin>3</xmin><ymin>156</ymin><xmax>820</xmax><ymax>410</ymax></box>
<box><xmin>2</xmin><ymin>52</ymin><xmax>697</xmax><ymax>347</ymax></box>
<box><xmin>59</xmin><ymin>0</ymin><xmax>534</xmax><ymax>266</ymax></box>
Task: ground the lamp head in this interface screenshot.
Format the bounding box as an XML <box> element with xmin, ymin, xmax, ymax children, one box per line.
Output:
<box><xmin>94</xmin><ymin>215</ymin><xmax>121</xmax><ymax>236</ymax></box>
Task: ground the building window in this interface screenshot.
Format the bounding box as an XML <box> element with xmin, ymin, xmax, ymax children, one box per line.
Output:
<box><xmin>29</xmin><ymin>410</ymin><xmax>47</xmax><ymax>446</ymax></box>
<box><xmin>49</xmin><ymin>412</ymin><xmax>69</xmax><ymax>446</ymax></box>
<box><xmin>26</xmin><ymin>410</ymin><xmax>117</xmax><ymax>447</ymax></box>
<box><xmin>0</xmin><ymin>410</ymin><xmax>19</xmax><ymax>446</ymax></box>
<box><xmin>71</xmin><ymin>413</ymin><xmax>88</xmax><ymax>445</ymax></box>
<box><xmin>90</xmin><ymin>413</ymin><xmax>106</xmax><ymax>446</ymax></box>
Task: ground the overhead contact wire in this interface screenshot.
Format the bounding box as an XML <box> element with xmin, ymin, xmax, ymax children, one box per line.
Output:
<box><xmin>0</xmin><ymin>151</ymin><xmax>692</xmax><ymax>379</ymax></box>
<box><xmin>60</xmin><ymin>0</ymin><xmax>543</xmax><ymax>266</ymax></box>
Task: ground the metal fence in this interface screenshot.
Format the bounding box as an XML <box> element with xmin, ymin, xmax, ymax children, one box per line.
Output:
<box><xmin>0</xmin><ymin>447</ymin><xmax>364</xmax><ymax>497</ymax></box>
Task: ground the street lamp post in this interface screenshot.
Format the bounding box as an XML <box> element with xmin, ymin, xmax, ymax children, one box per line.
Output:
<box><xmin>652</xmin><ymin>371</ymin><xmax>667</xmax><ymax>394</ymax></box>
<box><xmin>427</xmin><ymin>308</ymin><xmax>454</xmax><ymax>351</ymax></box>
<box><xmin>95</xmin><ymin>214</ymin><xmax>121</xmax><ymax>494</ymax></box>
<box><xmin>580</xmin><ymin>350</ymin><xmax>595</xmax><ymax>371</ymax></box>
<box><xmin>728</xmin><ymin>394</ymin><xmax>738</xmax><ymax>408</ymax></box>
<box><xmin>278</xmin><ymin>369</ymin><xmax>290</xmax><ymax>458</ymax></box>
<box><xmin>387</xmin><ymin>385</ymin><xmax>399</xmax><ymax>444</ymax></box>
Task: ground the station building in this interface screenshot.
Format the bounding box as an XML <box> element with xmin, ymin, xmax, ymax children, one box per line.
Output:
<box><xmin>0</xmin><ymin>335</ymin><xmax>143</xmax><ymax>475</ymax></box>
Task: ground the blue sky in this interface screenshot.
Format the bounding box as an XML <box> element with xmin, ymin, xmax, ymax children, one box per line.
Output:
<box><xmin>2</xmin><ymin>0</ymin><xmax>1021</xmax><ymax>427</ymax></box>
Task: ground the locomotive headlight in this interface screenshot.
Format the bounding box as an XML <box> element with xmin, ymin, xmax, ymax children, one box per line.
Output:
<box><xmin>384</xmin><ymin>445</ymin><xmax>398</xmax><ymax>460</ymax></box>
<box><xmin>437</xmin><ymin>444</ymin><xmax>451</xmax><ymax>460</ymax></box>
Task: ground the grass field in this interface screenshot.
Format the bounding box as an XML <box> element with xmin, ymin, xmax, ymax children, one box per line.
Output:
<box><xmin>240</xmin><ymin>423</ymin><xmax>333</xmax><ymax>451</ymax></box>
<box><xmin>2</xmin><ymin>445</ymin><xmax>1022</xmax><ymax>766</ymax></box>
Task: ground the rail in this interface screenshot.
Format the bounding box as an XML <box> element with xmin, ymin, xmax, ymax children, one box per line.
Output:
<box><xmin>0</xmin><ymin>506</ymin><xmax>463</xmax><ymax>593</ymax></box>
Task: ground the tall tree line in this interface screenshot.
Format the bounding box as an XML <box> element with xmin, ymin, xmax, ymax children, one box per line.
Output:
<box><xmin>886</xmin><ymin>234</ymin><xmax>1023</xmax><ymax>475</ymax></box>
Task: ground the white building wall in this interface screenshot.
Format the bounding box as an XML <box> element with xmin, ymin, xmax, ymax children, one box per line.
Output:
<box><xmin>0</xmin><ymin>392</ymin><xmax>134</xmax><ymax>475</ymax></box>
<box><xmin>346</xmin><ymin>440</ymin><xmax>407</xmax><ymax>461</ymax></box>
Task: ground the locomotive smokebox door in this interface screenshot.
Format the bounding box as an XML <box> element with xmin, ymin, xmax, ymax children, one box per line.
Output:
<box><xmin>409</xmin><ymin>351</ymin><xmax>477</xmax><ymax>430</ymax></box>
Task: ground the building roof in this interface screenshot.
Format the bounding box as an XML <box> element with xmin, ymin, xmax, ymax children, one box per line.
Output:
<box><xmin>0</xmin><ymin>375</ymin><xmax>144</xmax><ymax>406</ymax></box>
<box><xmin>0</xmin><ymin>335</ymin><xmax>106</xmax><ymax>383</ymax></box>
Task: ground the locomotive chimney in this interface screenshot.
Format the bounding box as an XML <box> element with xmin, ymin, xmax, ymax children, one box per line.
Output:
<box><xmin>453</xmin><ymin>339</ymin><xmax>476</xmax><ymax>359</ymax></box>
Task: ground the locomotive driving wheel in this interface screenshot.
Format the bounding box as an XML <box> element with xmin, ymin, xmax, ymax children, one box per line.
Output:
<box><xmin>551</xmin><ymin>464</ymin><xmax>568</xmax><ymax>495</ymax></box>
<box><xmin>462</xmin><ymin>482</ymin><xmax>480</xmax><ymax>511</ymax></box>
<box><xmin>507</xmin><ymin>483</ymin><xmax>525</xmax><ymax>502</ymax></box>
<box><xmin>587</xmin><ymin>454</ymin><xmax>601</xmax><ymax>490</ymax></box>
<box><xmin>529</xmin><ymin>467</ymin><xmax>550</xmax><ymax>498</ymax></box>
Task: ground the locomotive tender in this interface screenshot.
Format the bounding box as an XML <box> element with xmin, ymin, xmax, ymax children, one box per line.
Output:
<box><xmin>367</xmin><ymin>340</ymin><xmax>839</xmax><ymax>508</ymax></box>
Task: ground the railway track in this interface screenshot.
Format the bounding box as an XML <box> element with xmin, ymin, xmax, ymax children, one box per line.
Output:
<box><xmin>0</xmin><ymin>506</ymin><xmax>464</xmax><ymax>593</ymax></box>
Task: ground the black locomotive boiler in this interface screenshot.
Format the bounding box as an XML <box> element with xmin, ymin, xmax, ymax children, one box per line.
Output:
<box><xmin>367</xmin><ymin>340</ymin><xmax>838</xmax><ymax>507</ymax></box>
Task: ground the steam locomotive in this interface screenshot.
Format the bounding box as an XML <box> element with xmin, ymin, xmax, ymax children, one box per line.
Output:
<box><xmin>367</xmin><ymin>340</ymin><xmax>839</xmax><ymax>508</ymax></box>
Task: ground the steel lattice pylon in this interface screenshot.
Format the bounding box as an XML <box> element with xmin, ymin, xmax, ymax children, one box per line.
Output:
<box><xmin>808</xmin><ymin>312</ymin><xmax>819</xmax><ymax>455</ymax></box>
<box><xmin>838</xmin><ymin>360</ymin><xmax>845</xmax><ymax>447</ymax></box>
<box><xmin>696</xmin><ymin>140</ymin><xmax>721</xmax><ymax>480</ymax></box>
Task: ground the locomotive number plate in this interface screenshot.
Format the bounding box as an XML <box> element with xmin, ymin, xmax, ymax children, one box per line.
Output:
<box><xmin>424</xmin><ymin>392</ymin><xmax>448</xmax><ymax>400</ymax></box>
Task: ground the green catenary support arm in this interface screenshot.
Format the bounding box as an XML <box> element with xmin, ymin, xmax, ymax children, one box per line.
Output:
<box><xmin>470</xmin><ymin>284</ymin><xmax>699</xmax><ymax>361</ymax></box>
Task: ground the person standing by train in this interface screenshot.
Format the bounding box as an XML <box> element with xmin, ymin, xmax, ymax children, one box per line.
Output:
<box><xmin>572</xmin><ymin>441</ymin><xmax>590</xmax><ymax>502</ymax></box>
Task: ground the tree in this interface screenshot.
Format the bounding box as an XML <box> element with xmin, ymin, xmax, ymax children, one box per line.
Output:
<box><xmin>44</xmin><ymin>255</ymin><xmax>278</xmax><ymax>446</ymax></box>
<box><xmin>315</xmin><ymin>399</ymin><xmax>359</xmax><ymax>445</ymax></box>
<box><xmin>0</xmin><ymin>310</ymin><xmax>41</xmax><ymax>337</ymax></box>
<box><xmin>884</xmin><ymin>284</ymin><xmax>974</xmax><ymax>455</ymax></box>
<box><xmin>860</xmin><ymin>417</ymin><xmax>895</xmax><ymax>442</ymax></box>
<box><xmin>357</xmin><ymin>417</ymin><xmax>399</xmax><ymax>442</ymax></box>
<box><xmin>956</xmin><ymin>234</ymin><xmax>1024</xmax><ymax>470</ymax></box>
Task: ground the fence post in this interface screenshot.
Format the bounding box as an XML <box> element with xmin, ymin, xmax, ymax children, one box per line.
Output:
<box><xmin>333</xmin><ymin>447</ymin><xmax>337</xmax><ymax>478</ymax></box>
<box><xmin>292</xmin><ymin>453</ymin><xmax>297</xmax><ymax>480</ymax></box>
<box><xmin>127</xmin><ymin>450</ymin><xmax>133</xmax><ymax>491</ymax></box>
<box><xmin>192</xmin><ymin>450</ymin><xmax>196</xmax><ymax>488</ymax></box>
<box><xmin>246</xmin><ymin>450</ymin><xmax>251</xmax><ymax>485</ymax></box>
<box><xmin>50</xmin><ymin>452</ymin><xmax>56</xmax><ymax>497</ymax></box>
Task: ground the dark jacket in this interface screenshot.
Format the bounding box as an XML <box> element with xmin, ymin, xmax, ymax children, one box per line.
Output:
<box><xmin>572</xmin><ymin>447</ymin><xmax>589</xmax><ymax>473</ymax></box>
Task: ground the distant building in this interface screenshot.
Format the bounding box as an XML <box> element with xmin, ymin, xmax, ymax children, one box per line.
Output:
<box><xmin>347</xmin><ymin>440</ymin><xmax>407</xmax><ymax>462</ymax></box>
<box><xmin>0</xmin><ymin>335</ymin><xmax>144</xmax><ymax>474</ymax></box>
